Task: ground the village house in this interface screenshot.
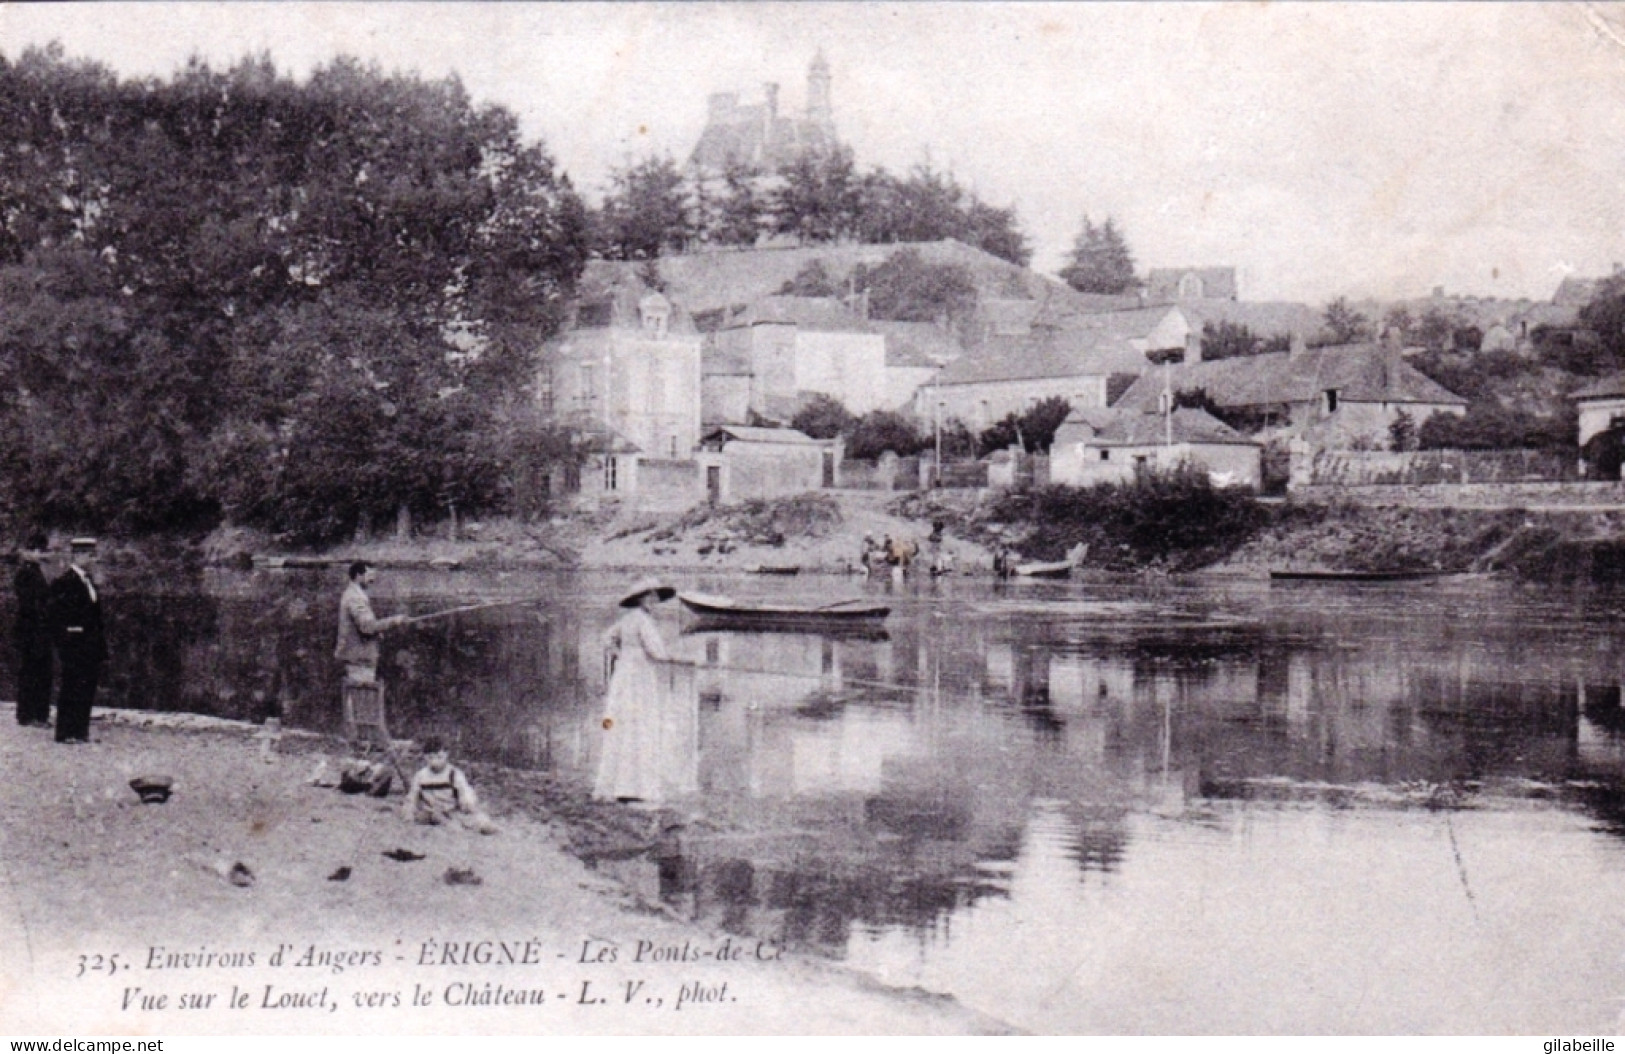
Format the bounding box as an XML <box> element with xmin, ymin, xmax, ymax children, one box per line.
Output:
<box><xmin>1112</xmin><ymin>341</ymin><xmax>1467</xmax><ymax>449</ymax></box>
<box><xmin>1144</xmin><ymin>266</ymin><xmax>1240</xmax><ymax>303</ymax></box>
<box><xmin>540</xmin><ymin>267</ymin><xmax>703</xmax><ymax>504</ymax></box>
<box><xmin>696</xmin><ymin>425</ymin><xmax>836</xmax><ymax>504</ymax></box>
<box><xmin>914</xmin><ymin>306</ymin><xmax>1191</xmax><ymax>430</ymax></box>
<box><xmin>1570</xmin><ymin>375</ymin><xmax>1625</xmax><ymax>478</ymax></box>
<box><xmin>708</xmin><ymin>295</ymin><xmax>892</xmax><ymax>417</ymax></box>
<box><xmin>1049</xmin><ymin>407</ymin><xmax>1262</xmax><ymax>489</ymax></box>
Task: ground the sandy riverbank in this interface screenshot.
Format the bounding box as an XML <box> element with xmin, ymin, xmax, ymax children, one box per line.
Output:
<box><xmin>0</xmin><ymin>711</ymin><xmax>1011</xmax><ymax>1035</ymax></box>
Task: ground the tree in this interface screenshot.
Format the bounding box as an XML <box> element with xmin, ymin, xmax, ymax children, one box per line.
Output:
<box><xmin>847</xmin><ymin>410</ymin><xmax>925</xmax><ymax>460</ymax></box>
<box><xmin>1058</xmin><ymin>216</ymin><xmax>1137</xmax><ymax>295</ymax></box>
<box><xmin>791</xmin><ymin>393</ymin><xmax>855</xmax><ymax>439</ymax></box>
<box><xmin>1199</xmin><ymin>320</ymin><xmax>1289</xmax><ymax>361</ymax></box>
<box><xmin>1388</xmin><ymin>409</ymin><xmax>1417</xmax><ymax>452</ymax></box>
<box><xmin>854</xmin><ymin>248</ymin><xmax>976</xmax><ymax>325</ymax></box>
<box><xmin>0</xmin><ymin>47</ymin><xmax>588</xmax><ymax>540</ymax></box>
<box><xmin>978</xmin><ymin>396</ymin><xmax>1073</xmax><ymax>455</ymax></box>
<box><xmin>706</xmin><ymin>157</ymin><xmax>767</xmax><ymax>248</ymax></box>
<box><xmin>594</xmin><ymin>156</ymin><xmax>692</xmax><ymax>260</ymax></box>
<box><xmin>778</xmin><ymin>259</ymin><xmax>840</xmax><ymax>298</ymax></box>
<box><xmin>1322</xmin><ymin>297</ymin><xmax>1375</xmax><ymax>345</ymax></box>
<box><xmin>771</xmin><ymin>146</ymin><xmax>861</xmax><ymax>244</ymax></box>
<box><xmin>853</xmin><ymin>163</ymin><xmax>1031</xmax><ymax>265</ymax></box>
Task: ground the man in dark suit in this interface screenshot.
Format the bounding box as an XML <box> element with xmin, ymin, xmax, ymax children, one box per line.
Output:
<box><xmin>50</xmin><ymin>537</ymin><xmax>106</xmax><ymax>744</ymax></box>
<box><xmin>13</xmin><ymin>531</ymin><xmax>53</xmax><ymax>727</ymax></box>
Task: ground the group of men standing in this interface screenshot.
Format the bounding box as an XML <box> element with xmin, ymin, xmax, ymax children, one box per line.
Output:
<box><xmin>13</xmin><ymin>535</ymin><xmax>107</xmax><ymax>744</ymax></box>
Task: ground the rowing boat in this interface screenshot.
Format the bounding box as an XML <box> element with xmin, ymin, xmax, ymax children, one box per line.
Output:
<box><xmin>1269</xmin><ymin>569</ymin><xmax>1453</xmax><ymax>582</ymax></box>
<box><xmin>679</xmin><ymin>591</ymin><xmax>890</xmax><ymax>630</ymax></box>
<box><xmin>1012</xmin><ymin>543</ymin><xmax>1089</xmax><ymax>579</ymax></box>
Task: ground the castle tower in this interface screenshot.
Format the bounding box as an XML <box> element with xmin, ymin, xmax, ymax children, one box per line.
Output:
<box><xmin>807</xmin><ymin>49</ymin><xmax>832</xmax><ymax>129</ymax></box>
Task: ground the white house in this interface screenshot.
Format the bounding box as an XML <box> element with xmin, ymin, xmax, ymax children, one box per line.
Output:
<box><xmin>914</xmin><ymin>306</ymin><xmax>1191</xmax><ymax>430</ymax></box>
<box><xmin>1049</xmin><ymin>407</ymin><xmax>1261</xmax><ymax>488</ymax></box>
<box><xmin>1112</xmin><ymin>341</ymin><xmax>1466</xmax><ymax>450</ymax></box>
<box><xmin>709</xmin><ymin>296</ymin><xmax>890</xmax><ymax>417</ymax></box>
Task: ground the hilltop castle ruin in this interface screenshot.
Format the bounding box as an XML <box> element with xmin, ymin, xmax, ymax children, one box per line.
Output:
<box><xmin>689</xmin><ymin>51</ymin><xmax>841</xmax><ymax>173</ymax></box>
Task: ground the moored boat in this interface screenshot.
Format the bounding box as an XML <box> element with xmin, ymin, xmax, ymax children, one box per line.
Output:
<box><xmin>679</xmin><ymin>591</ymin><xmax>889</xmax><ymax>630</ymax></box>
<box><xmin>1269</xmin><ymin>569</ymin><xmax>1453</xmax><ymax>582</ymax></box>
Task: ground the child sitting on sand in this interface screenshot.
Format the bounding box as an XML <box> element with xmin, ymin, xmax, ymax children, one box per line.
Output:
<box><xmin>402</xmin><ymin>735</ymin><xmax>497</xmax><ymax>834</ymax></box>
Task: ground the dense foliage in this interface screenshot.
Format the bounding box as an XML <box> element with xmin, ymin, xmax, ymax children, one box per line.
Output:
<box><xmin>1199</xmin><ymin>320</ymin><xmax>1291</xmax><ymax>361</ymax></box>
<box><xmin>595</xmin><ymin>152</ymin><xmax>1031</xmax><ymax>265</ymax></box>
<box><xmin>977</xmin><ymin>396</ymin><xmax>1073</xmax><ymax>455</ymax></box>
<box><xmin>0</xmin><ymin>47</ymin><xmax>589</xmax><ymax>542</ymax></box>
<box><xmin>1058</xmin><ymin>216</ymin><xmax>1136</xmax><ymax>295</ymax></box>
<box><xmin>992</xmin><ymin>464</ymin><xmax>1267</xmax><ymax>571</ymax></box>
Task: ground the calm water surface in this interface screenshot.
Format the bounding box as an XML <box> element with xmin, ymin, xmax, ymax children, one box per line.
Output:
<box><xmin>16</xmin><ymin>567</ymin><xmax>1625</xmax><ymax>1033</ymax></box>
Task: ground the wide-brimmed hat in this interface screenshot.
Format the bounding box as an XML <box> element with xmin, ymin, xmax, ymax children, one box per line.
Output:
<box><xmin>619</xmin><ymin>576</ymin><xmax>676</xmax><ymax>608</ymax></box>
<box><xmin>129</xmin><ymin>775</ymin><xmax>173</xmax><ymax>804</ymax></box>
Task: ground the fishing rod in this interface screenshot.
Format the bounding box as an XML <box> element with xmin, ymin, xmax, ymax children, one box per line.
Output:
<box><xmin>400</xmin><ymin>596</ymin><xmax>548</xmax><ymax>625</ymax></box>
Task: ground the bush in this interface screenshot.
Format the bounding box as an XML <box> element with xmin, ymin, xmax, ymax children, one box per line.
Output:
<box><xmin>847</xmin><ymin>410</ymin><xmax>926</xmax><ymax>460</ymax></box>
<box><xmin>1417</xmin><ymin>404</ymin><xmax>1575</xmax><ymax>451</ymax></box>
<box><xmin>991</xmin><ymin>464</ymin><xmax>1266</xmax><ymax>571</ymax></box>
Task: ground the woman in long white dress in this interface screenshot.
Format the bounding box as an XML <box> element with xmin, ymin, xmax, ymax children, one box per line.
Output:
<box><xmin>593</xmin><ymin>577</ymin><xmax>684</xmax><ymax>804</ymax></box>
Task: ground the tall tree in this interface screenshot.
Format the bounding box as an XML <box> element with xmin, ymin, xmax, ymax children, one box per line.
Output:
<box><xmin>771</xmin><ymin>146</ymin><xmax>861</xmax><ymax>244</ymax></box>
<box><xmin>595</xmin><ymin>155</ymin><xmax>692</xmax><ymax>260</ymax></box>
<box><xmin>1322</xmin><ymin>297</ymin><xmax>1375</xmax><ymax>345</ymax></box>
<box><xmin>1058</xmin><ymin>216</ymin><xmax>1137</xmax><ymax>294</ymax></box>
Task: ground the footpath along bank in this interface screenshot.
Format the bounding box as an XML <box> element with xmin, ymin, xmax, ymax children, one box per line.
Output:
<box><xmin>0</xmin><ymin>714</ymin><xmax>1009</xmax><ymax>1035</ymax></box>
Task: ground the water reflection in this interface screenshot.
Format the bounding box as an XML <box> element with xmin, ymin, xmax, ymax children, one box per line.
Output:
<box><xmin>9</xmin><ymin>572</ymin><xmax>1625</xmax><ymax>1029</ymax></box>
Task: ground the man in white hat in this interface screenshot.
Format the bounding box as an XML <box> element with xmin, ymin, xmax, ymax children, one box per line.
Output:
<box><xmin>49</xmin><ymin>538</ymin><xmax>105</xmax><ymax>744</ymax></box>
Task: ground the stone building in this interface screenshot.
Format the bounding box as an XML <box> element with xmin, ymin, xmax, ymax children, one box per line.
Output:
<box><xmin>690</xmin><ymin>51</ymin><xmax>840</xmax><ymax>173</ymax></box>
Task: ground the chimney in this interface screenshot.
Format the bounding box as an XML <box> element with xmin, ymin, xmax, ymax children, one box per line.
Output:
<box><xmin>764</xmin><ymin>82</ymin><xmax>780</xmax><ymax>120</ymax></box>
<box><xmin>1432</xmin><ymin>285</ymin><xmax>1444</xmax><ymax>299</ymax></box>
<box><xmin>1184</xmin><ymin>331</ymin><xmax>1202</xmax><ymax>365</ymax></box>
<box><xmin>1289</xmin><ymin>333</ymin><xmax>1308</xmax><ymax>360</ymax></box>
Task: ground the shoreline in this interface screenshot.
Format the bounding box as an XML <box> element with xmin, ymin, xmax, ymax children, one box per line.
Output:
<box><xmin>0</xmin><ymin>708</ymin><xmax>1013</xmax><ymax>1035</ymax></box>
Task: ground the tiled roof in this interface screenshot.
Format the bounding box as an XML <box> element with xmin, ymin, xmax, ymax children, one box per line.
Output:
<box><xmin>1177</xmin><ymin>299</ymin><xmax>1323</xmax><ymax>339</ymax></box>
<box><xmin>1571</xmin><ymin>375</ymin><xmax>1625</xmax><ymax>400</ymax></box>
<box><xmin>928</xmin><ymin>327</ymin><xmax>1153</xmax><ymax>387</ymax></box>
<box><xmin>1057</xmin><ymin>407</ymin><xmax>1258</xmax><ymax>447</ymax></box>
<box><xmin>1113</xmin><ymin>343</ymin><xmax>1467</xmax><ymax>410</ymax></box>
<box><xmin>702</xmin><ymin>425</ymin><xmax>824</xmax><ymax>445</ymax></box>
<box><xmin>723</xmin><ymin>295</ymin><xmax>873</xmax><ymax>332</ymax></box>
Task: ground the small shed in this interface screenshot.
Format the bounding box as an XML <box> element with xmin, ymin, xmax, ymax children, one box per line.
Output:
<box><xmin>696</xmin><ymin>426</ymin><xmax>836</xmax><ymax>504</ymax></box>
<box><xmin>1050</xmin><ymin>407</ymin><xmax>1261</xmax><ymax>489</ymax></box>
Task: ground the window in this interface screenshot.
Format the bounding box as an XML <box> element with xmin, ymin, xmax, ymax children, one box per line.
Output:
<box><xmin>1100</xmin><ymin>450</ymin><xmax>1111</xmax><ymax>461</ymax></box>
<box><xmin>579</xmin><ymin>363</ymin><xmax>596</xmax><ymax>410</ymax></box>
<box><xmin>603</xmin><ymin>457</ymin><xmax>618</xmax><ymax>492</ymax></box>
<box><xmin>1323</xmin><ymin>388</ymin><xmax>1340</xmax><ymax>413</ymax></box>
<box><xmin>669</xmin><ymin>436</ymin><xmax>678</xmax><ymax>458</ymax></box>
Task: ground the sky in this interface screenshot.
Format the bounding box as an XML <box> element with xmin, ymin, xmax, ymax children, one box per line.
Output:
<box><xmin>3</xmin><ymin>2</ymin><xmax>1625</xmax><ymax>304</ymax></box>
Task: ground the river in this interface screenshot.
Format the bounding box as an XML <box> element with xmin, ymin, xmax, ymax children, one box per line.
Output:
<box><xmin>13</xmin><ymin>567</ymin><xmax>1625</xmax><ymax>1033</ymax></box>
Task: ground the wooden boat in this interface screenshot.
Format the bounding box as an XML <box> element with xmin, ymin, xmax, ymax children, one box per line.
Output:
<box><xmin>679</xmin><ymin>591</ymin><xmax>889</xmax><ymax>630</ymax></box>
<box><xmin>1012</xmin><ymin>543</ymin><xmax>1088</xmax><ymax>579</ymax></box>
<box><xmin>753</xmin><ymin>564</ymin><xmax>801</xmax><ymax>575</ymax></box>
<box><xmin>1269</xmin><ymin>569</ymin><xmax>1453</xmax><ymax>582</ymax></box>
<box><xmin>1013</xmin><ymin>559</ymin><xmax>1072</xmax><ymax>579</ymax></box>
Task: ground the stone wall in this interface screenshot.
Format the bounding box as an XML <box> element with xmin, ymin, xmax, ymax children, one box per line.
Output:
<box><xmin>1291</xmin><ymin>480</ymin><xmax>1625</xmax><ymax>508</ymax></box>
<box><xmin>1294</xmin><ymin>447</ymin><xmax>1579</xmax><ymax>487</ymax></box>
<box><xmin>636</xmin><ymin>458</ymin><xmax>700</xmax><ymax>512</ymax></box>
